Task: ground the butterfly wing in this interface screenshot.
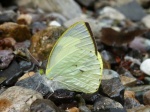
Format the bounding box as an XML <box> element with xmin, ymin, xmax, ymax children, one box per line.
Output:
<box><xmin>46</xmin><ymin>22</ymin><xmax>103</xmax><ymax>93</ymax></box>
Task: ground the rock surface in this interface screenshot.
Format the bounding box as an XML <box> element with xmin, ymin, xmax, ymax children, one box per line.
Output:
<box><xmin>140</xmin><ymin>59</ymin><xmax>150</xmax><ymax>76</ymax></box>
<box><xmin>0</xmin><ymin>86</ymin><xmax>43</xmax><ymax>112</ymax></box>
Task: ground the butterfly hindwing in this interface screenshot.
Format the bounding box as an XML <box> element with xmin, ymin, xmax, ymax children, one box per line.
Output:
<box><xmin>46</xmin><ymin>22</ymin><xmax>103</xmax><ymax>93</ymax></box>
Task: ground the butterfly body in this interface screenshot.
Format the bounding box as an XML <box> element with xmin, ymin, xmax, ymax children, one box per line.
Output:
<box><xmin>46</xmin><ymin>22</ymin><xmax>103</xmax><ymax>93</ymax></box>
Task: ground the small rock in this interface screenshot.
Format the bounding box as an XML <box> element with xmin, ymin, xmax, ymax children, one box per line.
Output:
<box><xmin>0</xmin><ymin>86</ymin><xmax>43</xmax><ymax>112</ymax></box>
<box><xmin>126</xmin><ymin>85</ymin><xmax>150</xmax><ymax>103</ymax></box>
<box><xmin>116</xmin><ymin>0</ymin><xmax>146</xmax><ymax>21</ymax></box>
<box><xmin>75</xmin><ymin>94</ymin><xmax>91</xmax><ymax>112</ymax></box>
<box><xmin>120</xmin><ymin>75</ymin><xmax>137</xmax><ymax>86</ymax></box>
<box><xmin>93</xmin><ymin>95</ymin><xmax>123</xmax><ymax>111</ymax></box>
<box><xmin>124</xmin><ymin>97</ymin><xmax>141</xmax><ymax>109</ymax></box>
<box><xmin>124</xmin><ymin>91</ymin><xmax>136</xmax><ymax>99</ymax></box>
<box><xmin>64</xmin><ymin>15</ymin><xmax>103</xmax><ymax>38</ymax></box>
<box><xmin>101</xmin><ymin>50</ymin><xmax>117</xmax><ymax>64</ymax></box>
<box><xmin>127</xmin><ymin>105</ymin><xmax>150</xmax><ymax>112</ymax></box>
<box><xmin>0</xmin><ymin>60</ymin><xmax>22</xmax><ymax>86</ymax></box>
<box><xmin>102</xmin><ymin>69</ymin><xmax>119</xmax><ymax>80</ymax></box>
<box><xmin>17</xmin><ymin>14</ymin><xmax>32</xmax><ymax>25</ymax></box>
<box><xmin>144</xmin><ymin>77</ymin><xmax>150</xmax><ymax>84</ymax></box>
<box><xmin>143</xmin><ymin>90</ymin><xmax>150</xmax><ymax>105</ymax></box>
<box><xmin>49</xmin><ymin>89</ymin><xmax>76</xmax><ymax>105</ymax></box>
<box><xmin>0</xmin><ymin>37</ymin><xmax>16</xmax><ymax>50</ymax></box>
<box><xmin>18</xmin><ymin>72</ymin><xmax>35</xmax><ymax>81</ymax></box>
<box><xmin>30</xmin><ymin>22</ymin><xmax>47</xmax><ymax>34</ymax></box>
<box><xmin>81</xmin><ymin>92</ymin><xmax>100</xmax><ymax>104</ymax></box>
<box><xmin>29</xmin><ymin>26</ymin><xmax>65</xmax><ymax>61</ymax></box>
<box><xmin>75</xmin><ymin>0</ymin><xmax>94</xmax><ymax>8</ymax></box>
<box><xmin>0</xmin><ymin>22</ymin><xmax>31</xmax><ymax>42</ymax></box>
<box><xmin>142</xmin><ymin>15</ymin><xmax>150</xmax><ymax>28</ymax></box>
<box><xmin>140</xmin><ymin>59</ymin><xmax>150</xmax><ymax>76</ymax></box>
<box><xmin>0</xmin><ymin>50</ymin><xmax>14</xmax><ymax>69</ymax></box>
<box><xmin>66</xmin><ymin>107</ymin><xmax>79</xmax><ymax>112</ymax></box>
<box><xmin>129</xmin><ymin>37</ymin><xmax>150</xmax><ymax>53</ymax></box>
<box><xmin>79</xmin><ymin>106</ymin><xmax>91</xmax><ymax>112</ymax></box>
<box><xmin>15</xmin><ymin>73</ymin><xmax>50</xmax><ymax>96</ymax></box>
<box><xmin>100</xmin><ymin>69</ymin><xmax>125</xmax><ymax>104</ymax></box>
<box><xmin>0</xmin><ymin>10</ymin><xmax>17</xmax><ymax>24</ymax></box>
<box><xmin>99</xmin><ymin>6</ymin><xmax>125</xmax><ymax>20</ymax></box>
<box><xmin>30</xmin><ymin>99</ymin><xmax>64</xmax><ymax>112</ymax></box>
<box><xmin>45</xmin><ymin>12</ymin><xmax>67</xmax><ymax>24</ymax></box>
<box><xmin>33</xmin><ymin>0</ymin><xmax>82</xmax><ymax>20</ymax></box>
<box><xmin>49</xmin><ymin>21</ymin><xmax>61</xmax><ymax>27</ymax></box>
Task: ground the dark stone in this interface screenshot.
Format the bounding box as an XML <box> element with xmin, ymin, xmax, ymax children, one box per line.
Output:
<box><xmin>75</xmin><ymin>0</ymin><xmax>94</xmax><ymax>8</ymax></box>
<box><xmin>49</xmin><ymin>89</ymin><xmax>76</xmax><ymax>105</ymax></box>
<box><xmin>93</xmin><ymin>95</ymin><xmax>124</xmax><ymax>111</ymax></box>
<box><xmin>124</xmin><ymin>97</ymin><xmax>141</xmax><ymax>109</ymax></box>
<box><xmin>100</xmin><ymin>78</ymin><xmax>125</xmax><ymax>105</ymax></box>
<box><xmin>81</xmin><ymin>92</ymin><xmax>100</xmax><ymax>104</ymax></box>
<box><xmin>58</xmin><ymin>100</ymin><xmax>78</xmax><ymax>110</ymax></box>
<box><xmin>116</xmin><ymin>1</ymin><xmax>146</xmax><ymax>21</ymax></box>
<box><xmin>30</xmin><ymin>99</ymin><xmax>65</xmax><ymax>112</ymax></box>
<box><xmin>15</xmin><ymin>73</ymin><xmax>50</xmax><ymax>96</ymax></box>
<box><xmin>0</xmin><ymin>60</ymin><xmax>23</xmax><ymax>86</ymax></box>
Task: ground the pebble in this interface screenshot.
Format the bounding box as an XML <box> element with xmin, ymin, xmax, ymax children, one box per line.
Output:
<box><xmin>140</xmin><ymin>59</ymin><xmax>150</xmax><ymax>76</ymax></box>
<box><xmin>116</xmin><ymin>0</ymin><xmax>146</xmax><ymax>21</ymax></box>
<box><xmin>101</xmin><ymin>69</ymin><xmax>125</xmax><ymax>104</ymax></box>
<box><xmin>120</xmin><ymin>75</ymin><xmax>137</xmax><ymax>86</ymax></box>
<box><xmin>29</xmin><ymin>26</ymin><xmax>65</xmax><ymax>61</ymax></box>
<box><xmin>143</xmin><ymin>90</ymin><xmax>150</xmax><ymax>105</ymax></box>
<box><xmin>129</xmin><ymin>37</ymin><xmax>150</xmax><ymax>53</ymax></box>
<box><xmin>30</xmin><ymin>99</ymin><xmax>64</xmax><ymax>112</ymax></box>
<box><xmin>0</xmin><ymin>86</ymin><xmax>43</xmax><ymax>112</ymax></box>
<box><xmin>15</xmin><ymin>73</ymin><xmax>50</xmax><ymax>96</ymax></box>
<box><xmin>0</xmin><ymin>22</ymin><xmax>31</xmax><ymax>42</ymax></box>
<box><xmin>93</xmin><ymin>95</ymin><xmax>124</xmax><ymax>111</ymax></box>
<box><xmin>99</xmin><ymin>6</ymin><xmax>125</xmax><ymax>20</ymax></box>
<box><xmin>127</xmin><ymin>105</ymin><xmax>150</xmax><ymax>112</ymax></box>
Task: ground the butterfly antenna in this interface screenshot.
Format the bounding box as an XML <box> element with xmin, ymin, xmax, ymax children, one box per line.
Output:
<box><xmin>25</xmin><ymin>48</ymin><xmax>41</xmax><ymax>66</ymax></box>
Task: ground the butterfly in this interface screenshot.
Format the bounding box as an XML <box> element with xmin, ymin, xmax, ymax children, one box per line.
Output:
<box><xmin>46</xmin><ymin>22</ymin><xmax>103</xmax><ymax>93</ymax></box>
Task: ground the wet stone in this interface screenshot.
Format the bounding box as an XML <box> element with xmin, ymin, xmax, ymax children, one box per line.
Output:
<box><xmin>30</xmin><ymin>99</ymin><xmax>64</xmax><ymax>112</ymax></box>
